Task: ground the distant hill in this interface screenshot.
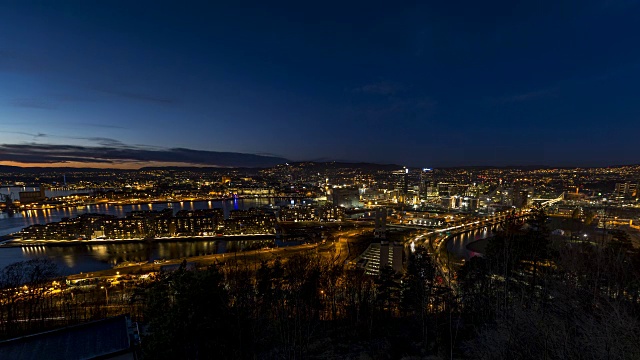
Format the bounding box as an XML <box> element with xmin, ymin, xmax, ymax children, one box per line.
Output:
<box><xmin>0</xmin><ymin>144</ymin><xmax>290</xmax><ymax>170</ymax></box>
<box><xmin>0</xmin><ymin>165</ymin><xmax>127</xmax><ymax>173</ymax></box>
<box><xmin>439</xmin><ymin>165</ymin><xmax>555</xmax><ymax>170</ymax></box>
<box><xmin>1</xmin><ymin>162</ymin><xmax>637</xmax><ymax>173</ymax></box>
<box><xmin>286</xmin><ymin>161</ymin><xmax>404</xmax><ymax>171</ymax></box>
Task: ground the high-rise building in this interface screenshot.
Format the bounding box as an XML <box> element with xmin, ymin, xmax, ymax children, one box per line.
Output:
<box><xmin>512</xmin><ymin>182</ymin><xmax>529</xmax><ymax>208</ymax></box>
<box><xmin>392</xmin><ymin>168</ymin><xmax>409</xmax><ymax>203</ymax></box>
<box><xmin>332</xmin><ymin>187</ymin><xmax>361</xmax><ymax>208</ymax></box>
<box><xmin>437</xmin><ymin>183</ymin><xmax>454</xmax><ymax>197</ymax></box>
<box><xmin>441</xmin><ymin>196</ymin><xmax>455</xmax><ymax>209</ymax></box>
<box><xmin>460</xmin><ymin>197</ymin><xmax>479</xmax><ymax>211</ymax></box>
<box><xmin>419</xmin><ymin>168</ymin><xmax>434</xmax><ymax>194</ymax></box>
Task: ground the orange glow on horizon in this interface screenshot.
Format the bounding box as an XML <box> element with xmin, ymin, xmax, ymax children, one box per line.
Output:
<box><xmin>0</xmin><ymin>161</ymin><xmax>221</xmax><ymax>170</ymax></box>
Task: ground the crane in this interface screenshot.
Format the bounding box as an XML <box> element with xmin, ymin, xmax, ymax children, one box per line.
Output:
<box><xmin>0</xmin><ymin>193</ymin><xmax>17</xmax><ymax>213</ymax></box>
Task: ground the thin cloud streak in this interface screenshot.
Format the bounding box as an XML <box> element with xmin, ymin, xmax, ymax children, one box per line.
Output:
<box><xmin>92</xmin><ymin>87</ymin><xmax>177</xmax><ymax>105</ymax></box>
<box><xmin>69</xmin><ymin>122</ymin><xmax>128</xmax><ymax>129</ymax></box>
<box><xmin>71</xmin><ymin>137</ymin><xmax>128</xmax><ymax>147</ymax></box>
<box><xmin>10</xmin><ymin>98</ymin><xmax>58</xmax><ymax>110</ymax></box>
<box><xmin>0</xmin><ymin>143</ymin><xmax>288</xmax><ymax>168</ymax></box>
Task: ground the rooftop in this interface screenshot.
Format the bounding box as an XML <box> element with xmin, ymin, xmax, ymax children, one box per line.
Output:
<box><xmin>0</xmin><ymin>315</ymin><xmax>133</xmax><ymax>360</ymax></box>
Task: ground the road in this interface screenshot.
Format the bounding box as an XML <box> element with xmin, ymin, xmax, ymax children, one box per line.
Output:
<box><xmin>408</xmin><ymin>210</ymin><xmax>532</xmax><ymax>295</ymax></box>
<box><xmin>67</xmin><ymin>242</ymin><xmax>320</xmax><ymax>281</ymax></box>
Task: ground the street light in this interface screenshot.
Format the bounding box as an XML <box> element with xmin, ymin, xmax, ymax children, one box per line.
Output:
<box><xmin>100</xmin><ymin>286</ymin><xmax>109</xmax><ymax>305</ymax></box>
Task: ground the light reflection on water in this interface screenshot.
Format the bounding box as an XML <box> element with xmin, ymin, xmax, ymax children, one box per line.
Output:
<box><xmin>0</xmin><ymin>197</ymin><xmax>295</xmax><ymax>236</ymax></box>
<box><xmin>0</xmin><ymin>196</ymin><xmax>299</xmax><ymax>275</ymax></box>
<box><xmin>0</xmin><ymin>238</ymin><xmax>274</xmax><ymax>275</ymax></box>
<box><xmin>446</xmin><ymin>225</ymin><xmax>497</xmax><ymax>259</ymax></box>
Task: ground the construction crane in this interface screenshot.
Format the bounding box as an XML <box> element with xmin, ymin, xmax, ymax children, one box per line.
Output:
<box><xmin>0</xmin><ymin>193</ymin><xmax>17</xmax><ymax>214</ymax></box>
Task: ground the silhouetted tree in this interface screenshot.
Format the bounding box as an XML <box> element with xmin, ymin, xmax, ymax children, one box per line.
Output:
<box><xmin>143</xmin><ymin>264</ymin><xmax>231</xmax><ymax>359</ymax></box>
<box><xmin>401</xmin><ymin>246</ymin><xmax>436</xmax><ymax>350</ymax></box>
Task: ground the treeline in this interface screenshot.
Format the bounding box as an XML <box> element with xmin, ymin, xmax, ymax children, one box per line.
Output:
<box><xmin>141</xmin><ymin>250</ymin><xmax>453</xmax><ymax>359</ymax></box>
<box><xmin>0</xmin><ymin>258</ymin><xmax>60</xmax><ymax>337</ymax></box>
<box><xmin>0</xmin><ymin>252</ymin><xmax>450</xmax><ymax>358</ymax></box>
<box><xmin>458</xmin><ymin>208</ymin><xmax>640</xmax><ymax>359</ymax></box>
<box><xmin>141</xmin><ymin>209</ymin><xmax>640</xmax><ymax>359</ymax></box>
<box><xmin>0</xmin><ymin>258</ymin><xmax>144</xmax><ymax>339</ymax></box>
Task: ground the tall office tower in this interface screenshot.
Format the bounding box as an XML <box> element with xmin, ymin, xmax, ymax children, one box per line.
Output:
<box><xmin>419</xmin><ymin>168</ymin><xmax>434</xmax><ymax>195</ymax></box>
<box><xmin>511</xmin><ymin>181</ymin><xmax>528</xmax><ymax>208</ymax></box>
<box><xmin>402</xmin><ymin>168</ymin><xmax>409</xmax><ymax>196</ymax></box>
<box><xmin>512</xmin><ymin>181</ymin><xmax>520</xmax><ymax>205</ymax></box>
<box><xmin>392</xmin><ymin>168</ymin><xmax>409</xmax><ymax>202</ymax></box>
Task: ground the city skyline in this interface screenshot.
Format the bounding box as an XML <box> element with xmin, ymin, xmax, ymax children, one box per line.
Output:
<box><xmin>1</xmin><ymin>1</ymin><xmax>639</xmax><ymax>168</ymax></box>
<box><xmin>1</xmin><ymin>2</ymin><xmax>639</xmax><ymax>358</ymax></box>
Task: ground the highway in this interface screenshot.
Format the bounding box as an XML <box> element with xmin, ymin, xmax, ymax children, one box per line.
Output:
<box><xmin>66</xmin><ymin>242</ymin><xmax>321</xmax><ymax>281</ymax></box>
<box><xmin>406</xmin><ymin>209</ymin><xmax>534</xmax><ymax>295</ymax></box>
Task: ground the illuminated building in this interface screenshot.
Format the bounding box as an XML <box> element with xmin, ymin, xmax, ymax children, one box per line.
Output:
<box><xmin>615</xmin><ymin>182</ymin><xmax>638</xmax><ymax>198</ymax></box>
<box><xmin>332</xmin><ymin>187</ymin><xmax>361</xmax><ymax>208</ymax></box>
<box><xmin>356</xmin><ymin>241</ymin><xmax>404</xmax><ymax>275</ymax></box>
<box><xmin>18</xmin><ymin>186</ymin><xmax>46</xmax><ymax>204</ymax></box>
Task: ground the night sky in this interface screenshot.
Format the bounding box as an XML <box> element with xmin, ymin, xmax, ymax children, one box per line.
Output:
<box><xmin>1</xmin><ymin>1</ymin><xmax>639</xmax><ymax>168</ymax></box>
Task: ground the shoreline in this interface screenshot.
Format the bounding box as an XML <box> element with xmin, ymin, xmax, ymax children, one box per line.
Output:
<box><xmin>465</xmin><ymin>237</ymin><xmax>489</xmax><ymax>254</ymax></box>
<box><xmin>0</xmin><ymin>234</ymin><xmax>275</xmax><ymax>247</ymax></box>
<box><xmin>441</xmin><ymin>225</ymin><xmax>495</xmax><ymax>258</ymax></box>
<box><xmin>9</xmin><ymin>195</ymin><xmax>310</xmax><ymax>212</ymax></box>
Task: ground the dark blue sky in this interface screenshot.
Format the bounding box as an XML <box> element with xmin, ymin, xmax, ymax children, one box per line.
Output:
<box><xmin>1</xmin><ymin>1</ymin><xmax>639</xmax><ymax>168</ymax></box>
